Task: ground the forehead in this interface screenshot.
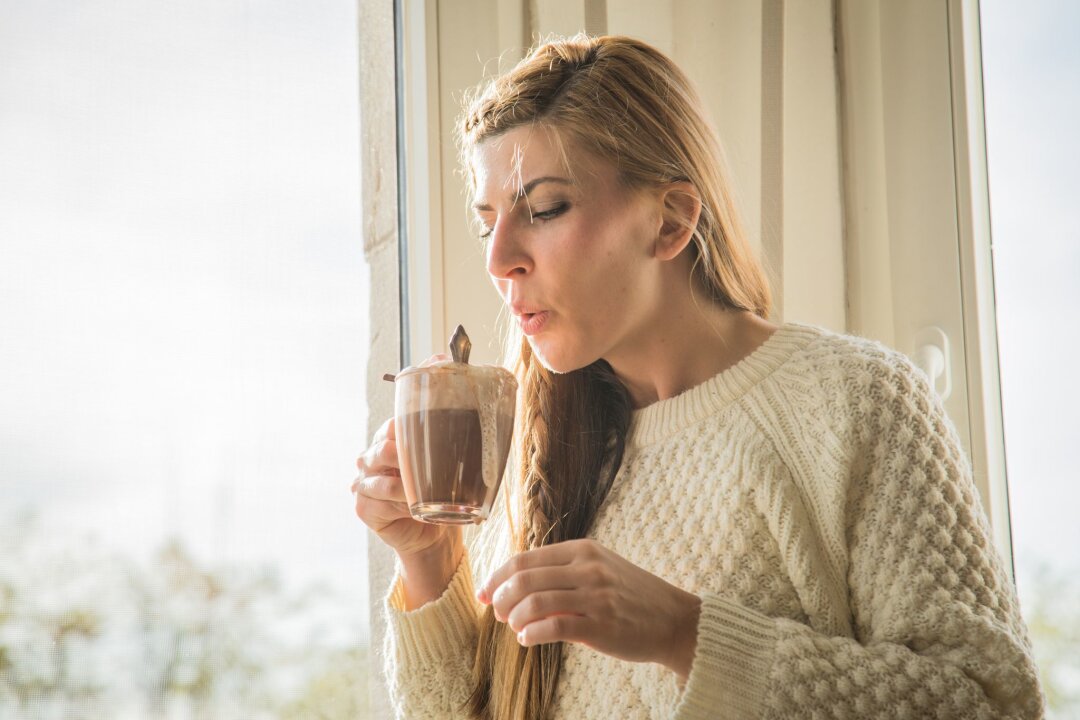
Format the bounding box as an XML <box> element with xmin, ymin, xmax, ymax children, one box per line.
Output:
<box><xmin>471</xmin><ymin>125</ymin><xmax>606</xmax><ymax>199</ymax></box>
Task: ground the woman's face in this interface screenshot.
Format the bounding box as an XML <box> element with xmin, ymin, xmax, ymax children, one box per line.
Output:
<box><xmin>472</xmin><ymin>125</ymin><xmax>665</xmax><ymax>374</ymax></box>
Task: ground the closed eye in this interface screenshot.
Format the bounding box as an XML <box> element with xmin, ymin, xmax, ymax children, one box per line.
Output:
<box><xmin>477</xmin><ymin>202</ymin><xmax>569</xmax><ymax>240</ymax></box>
<box><xmin>531</xmin><ymin>203</ymin><xmax>568</xmax><ymax>222</ymax></box>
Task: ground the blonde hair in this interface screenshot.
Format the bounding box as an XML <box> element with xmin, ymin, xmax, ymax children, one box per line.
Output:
<box><xmin>457</xmin><ymin>34</ymin><xmax>772</xmax><ymax>720</ymax></box>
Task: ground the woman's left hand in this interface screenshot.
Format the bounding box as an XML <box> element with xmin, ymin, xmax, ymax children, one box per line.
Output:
<box><xmin>477</xmin><ymin>538</ymin><xmax>702</xmax><ymax>683</ymax></box>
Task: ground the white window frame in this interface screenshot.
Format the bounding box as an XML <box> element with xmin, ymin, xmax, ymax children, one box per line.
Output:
<box><xmin>946</xmin><ymin>0</ymin><xmax>1014</xmax><ymax>574</ymax></box>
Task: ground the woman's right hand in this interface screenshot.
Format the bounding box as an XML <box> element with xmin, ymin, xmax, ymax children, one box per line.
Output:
<box><xmin>352</xmin><ymin>413</ymin><xmax>460</xmax><ymax>560</ymax></box>
<box><xmin>352</xmin><ymin>354</ymin><xmax>463</xmax><ymax>608</ymax></box>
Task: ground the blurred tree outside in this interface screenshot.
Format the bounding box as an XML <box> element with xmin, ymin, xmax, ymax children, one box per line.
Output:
<box><xmin>1018</xmin><ymin>560</ymin><xmax>1080</xmax><ymax>717</ymax></box>
<box><xmin>0</xmin><ymin>511</ymin><xmax>369</xmax><ymax>718</ymax></box>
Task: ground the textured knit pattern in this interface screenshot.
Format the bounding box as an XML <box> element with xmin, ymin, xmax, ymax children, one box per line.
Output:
<box><xmin>381</xmin><ymin>321</ymin><xmax>1045</xmax><ymax>719</ymax></box>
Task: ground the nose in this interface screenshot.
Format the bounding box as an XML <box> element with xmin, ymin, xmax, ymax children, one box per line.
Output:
<box><xmin>484</xmin><ymin>220</ymin><xmax>531</xmax><ymax>280</ymax></box>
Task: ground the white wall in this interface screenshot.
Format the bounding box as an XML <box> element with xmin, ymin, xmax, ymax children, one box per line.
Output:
<box><xmin>358</xmin><ymin>1</ymin><xmax>398</xmax><ymax>718</ymax></box>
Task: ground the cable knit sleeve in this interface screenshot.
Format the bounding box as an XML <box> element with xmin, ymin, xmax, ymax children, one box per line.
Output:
<box><xmin>675</xmin><ymin>351</ymin><xmax>1045</xmax><ymax>719</ymax></box>
<box><xmin>381</xmin><ymin>554</ymin><xmax>480</xmax><ymax>719</ymax></box>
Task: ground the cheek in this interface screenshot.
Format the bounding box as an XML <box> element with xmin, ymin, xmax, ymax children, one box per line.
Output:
<box><xmin>586</xmin><ymin>241</ymin><xmax>643</xmax><ymax>308</ymax></box>
<box><xmin>552</xmin><ymin>209</ymin><xmax>646</xmax><ymax>317</ymax></box>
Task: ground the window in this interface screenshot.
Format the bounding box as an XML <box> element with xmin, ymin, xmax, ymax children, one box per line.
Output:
<box><xmin>981</xmin><ymin>1</ymin><xmax>1080</xmax><ymax>714</ymax></box>
<box><xmin>0</xmin><ymin>2</ymin><xmax>370</xmax><ymax>716</ymax></box>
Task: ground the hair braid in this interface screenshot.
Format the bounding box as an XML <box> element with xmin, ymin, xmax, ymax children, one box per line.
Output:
<box><xmin>521</xmin><ymin>348</ymin><xmax>557</xmax><ymax>549</ymax></box>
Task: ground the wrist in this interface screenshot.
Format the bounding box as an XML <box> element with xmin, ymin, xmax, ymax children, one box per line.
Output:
<box><xmin>400</xmin><ymin>531</ymin><xmax>463</xmax><ymax>566</ymax></box>
<box><xmin>398</xmin><ymin>535</ymin><xmax>464</xmax><ymax>610</ymax></box>
<box><xmin>665</xmin><ymin>589</ymin><xmax>702</xmax><ymax>684</ymax></box>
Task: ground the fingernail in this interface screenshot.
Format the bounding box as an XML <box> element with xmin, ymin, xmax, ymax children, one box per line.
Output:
<box><xmin>516</xmin><ymin>630</ymin><xmax>525</xmax><ymax>644</ymax></box>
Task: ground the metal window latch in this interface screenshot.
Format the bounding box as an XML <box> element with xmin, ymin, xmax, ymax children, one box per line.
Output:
<box><xmin>913</xmin><ymin>326</ymin><xmax>952</xmax><ymax>401</ymax></box>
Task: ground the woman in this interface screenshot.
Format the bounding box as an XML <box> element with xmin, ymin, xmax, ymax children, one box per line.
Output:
<box><xmin>353</xmin><ymin>35</ymin><xmax>1043</xmax><ymax>719</ymax></box>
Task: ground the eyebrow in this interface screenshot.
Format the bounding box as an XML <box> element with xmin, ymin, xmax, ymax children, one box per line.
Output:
<box><xmin>471</xmin><ymin>176</ymin><xmax>574</xmax><ymax>212</ymax></box>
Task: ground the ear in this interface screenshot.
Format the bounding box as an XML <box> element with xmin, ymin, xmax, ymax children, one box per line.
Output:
<box><xmin>654</xmin><ymin>181</ymin><xmax>702</xmax><ymax>261</ymax></box>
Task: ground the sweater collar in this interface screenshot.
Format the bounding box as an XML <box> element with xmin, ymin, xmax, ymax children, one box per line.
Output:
<box><xmin>626</xmin><ymin>321</ymin><xmax>820</xmax><ymax>450</ymax></box>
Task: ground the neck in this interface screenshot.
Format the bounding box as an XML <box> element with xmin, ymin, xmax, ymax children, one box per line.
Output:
<box><xmin>606</xmin><ymin>297</ymin><xmax>777</xmax><ymax>410</ymax></box>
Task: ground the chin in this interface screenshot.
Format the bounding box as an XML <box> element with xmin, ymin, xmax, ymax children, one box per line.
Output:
<box><xmin>527</xmin><ymin>337</ymin><xmax>596</xmax><ymax>375</ymax></box>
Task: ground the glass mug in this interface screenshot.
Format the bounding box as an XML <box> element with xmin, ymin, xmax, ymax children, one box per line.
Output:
<box><xmin>393</xmin><ymin>359</ymin><xmax>517</xmax><ymax>524</ymax></box>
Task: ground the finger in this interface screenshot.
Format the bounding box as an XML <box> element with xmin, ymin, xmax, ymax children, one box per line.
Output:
<box><xmin>354</xmin><ymin>493</ymin><xmax>412</xmax><ymax>533</ymax></box>
<box><xmin>490</xmin><ymin>567</ymin><xmax>580</xmax><ymax>622</ymax></box>
<box><xmin>353</xmin><ymin>474</ymin><xmax>407</xmax><ymax>503</ymax></box>
<box><xmin>366</xmin><ymin>416</ymin><xmax>395</xmax><ymax>447</ymax></box>
<box><xmin>357</xmin><ymin>437</ymin><xmax>400</xmax><ymax>474</ymax></box>
<box><xmin>505</xmin><ymin>589</ymin><xmax>583</xmax><ymax>633</ymax></box>
<box><xmin>517</xmin><ymin>614</ymin><xmax>591</xmax><ymax>648</ymax></box>
<box><xmin>352</xmin><ymin>481</ymin><xmax>410</xmax><ymax>533</ymax></box>
<box><xmin>356</xmin><ymin>418</ymin><xmax>396</xmax><ymax>472</ymax></box>
<box><xmin>479</xmin><ymin>543</ymin><xmax>579</xmax><ymax>604</ymax></box>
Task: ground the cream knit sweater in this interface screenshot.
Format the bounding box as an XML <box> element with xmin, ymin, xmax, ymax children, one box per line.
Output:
<box><xmin>381</xmin><ymin>321</ymin><xmax>1044</xmax><ymax>719</ymax></box>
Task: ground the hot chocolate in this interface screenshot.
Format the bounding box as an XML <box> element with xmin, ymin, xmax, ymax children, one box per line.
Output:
<box><xmin>397</xmin><ymin>407</ymin><xmax>514</xmax><ymax>524</ymax></box>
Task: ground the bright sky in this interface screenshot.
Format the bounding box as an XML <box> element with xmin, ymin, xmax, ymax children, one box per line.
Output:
<box><xmin>0</xmin><ymin>0</ymin><xmax>370</xmax><ymax>640</ymax></box>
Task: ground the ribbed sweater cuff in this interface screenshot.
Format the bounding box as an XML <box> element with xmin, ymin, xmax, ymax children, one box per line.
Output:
<box><xmin>385</xmin><ymin>554</ymin><xmax>481</xmax><ymax>669</ymax></box>
<box><xmin>676</xmin><ymin>594</ymin><xmax>777</xmax><ymax>720</ymax></box>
